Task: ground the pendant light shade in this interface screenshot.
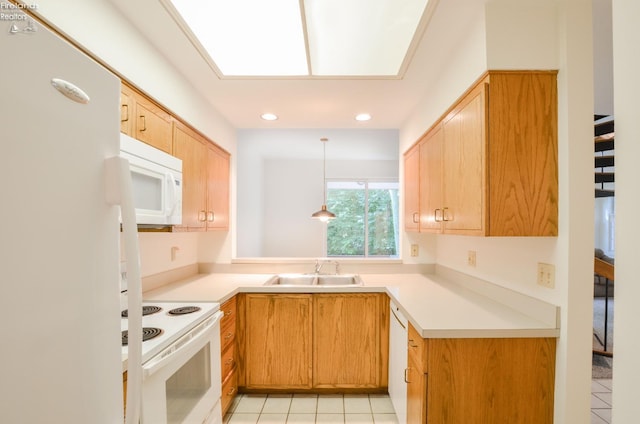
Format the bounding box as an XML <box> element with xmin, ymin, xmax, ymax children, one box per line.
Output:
<box><xmin>311</xmin><ymin>137</ymin><xmax>335</xmax><ymax>222</ymax></box>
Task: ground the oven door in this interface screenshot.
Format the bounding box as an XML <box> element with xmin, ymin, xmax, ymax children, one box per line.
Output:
<box><xmin>141</xmin><ymin>311</ymin><xmax>223</xmax><ymax>424</ymax></box>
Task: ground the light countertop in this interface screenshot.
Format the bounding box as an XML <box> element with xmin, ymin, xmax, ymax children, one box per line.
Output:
<box><xmin>144</xmin><ymin>272</ymin><xmax>559</xmax><ymax>339</ymax></box>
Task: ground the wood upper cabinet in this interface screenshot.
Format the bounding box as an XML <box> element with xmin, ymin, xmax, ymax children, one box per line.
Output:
<box><xmin>173</xmin><ymin>121</ymin><xmax>208</xmax><ymax>231</ymax></box>
<box><xmin>313</xmin><ymin>293</ymin><xmax>389</xmax><ymax>389</ymax></box>
<box><xmin>205</xmin><ymin>144</ymin><xmax>230</xmax><ymax>230</ymax></box>
<box><xmin>405</xmin><ymin>70</ymin><xmax>558</xmax><ymax>237</ymax></box>
<box><xmin>487</xmin><ymin>72</ymin><xmax>558</xmax><ymax>236</ymax></box>
<box><xmin>418</xmin><ymin>124</ymin><xmax>444</xmax><ymax>232</ymax></box>
<box><xmin>120</xmin><ymin>86</ymin><xmax>134</xmax><ymax>136</ymax></box>
<box><xmin>241</xmin><ymin>294</ymin><xmax>313</xmax><ymax>390</ymax></box>
<box><xmin>172</xmin><ymin>121</ymin><xmax>230</xmax><ymax>231</ymax></box>
<box><xmin>441</xmin><ymin>82</ymin><xmax>487</xmax><ymax>235</ymax></box>
<box><xmin>404</xmin><ymin>145</ymin><xmax>420</xmax><ymax>231</ymax></box>
<box><xmin>120</xmin><ymin>83</ymin><xmax>173</xmax><ymax>153</ymax></box>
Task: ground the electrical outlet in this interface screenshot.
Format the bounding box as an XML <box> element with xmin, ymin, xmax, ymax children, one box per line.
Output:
<box><xmin>467</xmin><ymin>251</ymin><xmax>476</xmax><ymax>267</ymax></box>
<box><xmin>410</xmin><ymin>244</ymin><xmax>419</xmax><ymax>257</ymax></box>
<box><xmin>537</xmin><ymin>263</ymin><xmax>555</xmax><ymax>288</ymax></box>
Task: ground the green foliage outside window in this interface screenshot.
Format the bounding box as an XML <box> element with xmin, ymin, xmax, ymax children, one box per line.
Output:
<box><xmin>326</xmin><ymin>182</ymin><xmax>399</xmax><ymax>257</ymax></box>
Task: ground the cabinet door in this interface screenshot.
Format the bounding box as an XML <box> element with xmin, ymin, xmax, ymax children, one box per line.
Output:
<box><xmin>406</xmin><ymin>355</ymin><xmax>427</xmax><ymax>424</ymax></box>
<box><xmin>134</xmin><ymin>96</ymin><xmax>173</xmax><ymax>154</ymax></box>
<box><xmin>244</xmin><ymin>294</ymin><xmax>312</xmax><ymax>389</ymax></box>
<box><xmin>427</xmin><ymin>338</ymin><xmax>556</xmax><ymax>424</ymax></box>
<box><xmin>173</xmin><ymin>122</ymin><xmax>207</xmax><ymax>230</ymax></box>
<box><xmin>442</xmin><ymin>82</ymin><xmax>487</xmax><ymax>235</ymax></box>
<box><xmin>120</xmin><ymin>86</ymin><xmax>134</xmax><ymax>136</ymax></box>
<box><xmin>419</xmin><ymin>124</ymin><xmax>444</xmax><ymax>232</ymax></box>
<box><xmin>404</xmin><ymin>145</ymin><xmax>420</xmax><ymax>231</ymax></box>
<box><xmin>313</xmin><ymin>293</ymin><xmax>388</xmax><ymax>389</ymax></box>
<box><xmin>205</xmin><ymin>144</ymin><xmax>230</xmax><ymax>230</ymax></box>
<box><xmin>487</xmin><ymin>71</ymin><xmax>558</xmax><ymax>236</ymax></box>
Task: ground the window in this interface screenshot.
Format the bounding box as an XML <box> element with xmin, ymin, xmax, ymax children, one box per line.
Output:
<box><xmin>326</xmin><ymin>180</ymin><xmax>399</xmax><ymax>257</ymax></box>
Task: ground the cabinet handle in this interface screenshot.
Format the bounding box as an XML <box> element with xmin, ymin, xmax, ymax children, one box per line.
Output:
<box><xmin>442</xmin><ymin>207</ymin><xmax>451</xmax><ymax>222</ymax></box>
<box><xmin>139</xmin><ymin>115</ymin><xmax>147</xmax><ymax>131</ymax></box>
<box><xmin>404</xmin><ymin>368</ymin><xmax>411</xmax><ymax>383</ymax></box>
<box><xmin>224</xmin><ymin>309</ymin><xmax>233</xmax><ymax>318</ymax></box>
<box><xmin>408</xmin><ymin>339</ymin><xmax>419</xmax><ymax>348</ymax></box>
<box><xmin>412</xmin><ymin>212</ymin><xmax>419</xmax><ymax>223</ymax></box>
<box><xmin>434</xmin><ymin>208</ymin><xmax>442</xmax><ymax>222</ymax></box>
<box><xmin>224</xmin><ymin>332</ymin><xmax>233</xmax><ymax>340</ymax></box>
<box><xmin>121</xmin><ymin>104</ymin><xmax>129</xmax><ymax>122</ymax></box>
<box><xmin>225</xmin><ymin>358</ymin><xmax>234</xmax><ymax>366</ymax></box>
<box><xmin>207</xmin><ymin>211</ymin><xmax>215</xmax><ymax>222</ymax></box>
<box><xmin>226</xmin><ymin>386</ymin><xmax>236</xmax><ymax>396</ymax></box>
<box><xmin>198</xmin><ymin>210</ymin><xmax>207</xmax><ymax>222</ymax></box>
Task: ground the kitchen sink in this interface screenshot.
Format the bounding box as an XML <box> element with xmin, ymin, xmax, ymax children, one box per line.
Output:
<box><xmin>264</xmin><ymin>274</ymin><xmax>363</xmax><ymax>287</ymax></box>
<box><xmin>316</xmin><ymin>275</ymin><xmax>363</xmax><ymax>285</ymax></box>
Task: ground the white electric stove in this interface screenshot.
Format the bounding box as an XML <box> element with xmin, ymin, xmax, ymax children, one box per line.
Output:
<box><xmin>121</xmin><ymin>300</ymin><xmax>221</xmax><ymax>368</ymax></box>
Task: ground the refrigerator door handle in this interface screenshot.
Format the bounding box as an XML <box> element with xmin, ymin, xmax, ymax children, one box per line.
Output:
<box><xmin>106</xmin><ymin>156</ymin><xmax>142</xmax><ymax>424</ymax></box>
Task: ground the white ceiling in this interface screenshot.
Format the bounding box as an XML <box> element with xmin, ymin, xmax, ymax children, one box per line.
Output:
<box><xmin>108</xmin><ymin>0</ymin><xmax>483</xmax><ymax>129</ymax></box>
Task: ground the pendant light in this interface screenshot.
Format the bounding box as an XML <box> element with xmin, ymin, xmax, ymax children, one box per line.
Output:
<box><xmin>311</xmin><ymin>137</ymin><xmax>336</xmax><ymax>222</ymax></box>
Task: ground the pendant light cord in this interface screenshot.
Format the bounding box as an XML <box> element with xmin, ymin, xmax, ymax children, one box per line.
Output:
<box><xmin>323</xmin><ymin>139</ymin><xmax>327</xmax><ymax>203</ymax></box>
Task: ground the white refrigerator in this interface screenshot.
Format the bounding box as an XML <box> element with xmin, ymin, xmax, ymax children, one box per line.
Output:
<box><xmin>1</xmin><ymin>14</ymin><xmax>142</xmax><ymax>424</ymax></box>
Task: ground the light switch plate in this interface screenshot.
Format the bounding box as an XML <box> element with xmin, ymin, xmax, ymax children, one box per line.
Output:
<box><xmin>537</xmin><ymin>263</ymin><xmax>555</xmax><ymax>288</ymax></box>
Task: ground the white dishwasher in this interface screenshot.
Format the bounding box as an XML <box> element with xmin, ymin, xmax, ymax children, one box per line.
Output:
<box><xmin>388</xmin><ymin>301</ymin><xmax>408</xmax><ymax>424</ymax></box>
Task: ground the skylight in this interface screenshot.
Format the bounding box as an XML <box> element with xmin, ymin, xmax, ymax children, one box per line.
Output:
<box><xmin>164</xmin><ymin>0</ymin><xmax>431</xmax><ymax>78</ymax></box>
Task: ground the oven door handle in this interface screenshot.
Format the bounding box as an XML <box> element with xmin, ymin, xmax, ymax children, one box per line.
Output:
<box><xmin>142</xmin><ymin>310</ymin><xmax>223</xmax><ymax>379</ymax></box>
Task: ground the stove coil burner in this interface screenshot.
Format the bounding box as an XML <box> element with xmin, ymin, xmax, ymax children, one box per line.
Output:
<box><xmin>168</xmin><ymin>306</ymin><xmax>202</xmax><ymax>316</ymax></box>
<box><xmin>121</xmin><ymin>327</ymin><xmax>164</xmax><ymax>346</ymax></box>
<box><xmin>121</xmin><ymin>305</ymin><xmax>162</xmax><ymax>318</ymax></box>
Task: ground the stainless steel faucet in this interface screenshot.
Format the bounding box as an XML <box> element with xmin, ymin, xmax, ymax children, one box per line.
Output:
<box><xmin>314</xmin><ymin>259</ymin><xmax>340</xmax><ymax>275</ymax></box>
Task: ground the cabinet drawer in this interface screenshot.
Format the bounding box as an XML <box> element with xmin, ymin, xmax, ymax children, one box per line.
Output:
<box><xmin>408</xmin><ymin>323</ymin><xmax>427</xmax><ymax>372</ymax></box>
<box><xmin>221</xmin><ymin>369</ymin><xmax>237</xmax><ymax>416</ymax></box>
<box><xmin>221</xmin><ymin>297</ymin><xmax>237</xmax><ymax>330</ymax></box>
<box><xmin>221</xmin><ymin>343</ymin><xmax>235</xmax><ymax>381</ymax></box>
<box><xmin>221</xmin><ymin>321</ymin><xmax>236</xmax><ymax>353</ymax></box>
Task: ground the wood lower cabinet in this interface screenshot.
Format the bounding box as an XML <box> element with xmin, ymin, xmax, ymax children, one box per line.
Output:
<box><xmin>313</xmin><ymin>293</ymin><xmax>389</xmax><ymax>389</ymax></box>
<box><xmin>406</xmin><ymin>323</ymin><xmax>428</xmax><ymax>423</ymax></box>
<box><xmin>120</xmin><ymin>83</ymin><xmax>173</xmax><ymax>154</ymax></box>
<box><xmin>237</xmin><ymin>293</ymin><xmax>389</xmax><ymax>392</ymax></box>
<box><xmin>220</xmin><ymin>296</ymin><xmax>237</xmax><ymax>416</ymax></box>
<box><xmin>405</xmin><ymin>323</ymin><xmax>556</xmax><ymax>423</ymax></box>
<box><xmin>405</xmin><ymin>70</ymin><xmax>558</xmax><ymax>236</ymax></box>
<box><xmin>240</xmin><ymin>294</ymin><xmax>313</xmax><ymax>389</ymax></box>
<box><xmin>173</xmin><ymin>121</ymin><xmax>230</xmax><ymax>231</ymax></box>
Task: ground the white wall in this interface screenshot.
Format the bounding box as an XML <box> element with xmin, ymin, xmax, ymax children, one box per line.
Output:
<box><xmin>237</xmin><ymin>129</ymin><xmax>399</xmax><ymax>257</ymax></box>
<box><xmin>592</xmin><ymin>0</ymin><xmax>614</xmax><ymax>116</ymax></box>
<box><xmin>400</xmin><ymin>1</ymin><xmax>595</xmax><ymax>422</ymax></box>
<box><xmin>611</xmin><ymin>1</ymin><xmax>640</xmax><ymax>421</ymax></box>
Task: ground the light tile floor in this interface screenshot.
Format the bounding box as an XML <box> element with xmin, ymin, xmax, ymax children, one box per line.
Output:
<box><xmin>224</xmin><ymin>393</ymin><xmax>398</xmax><ymax>424</ymax></box>
<box><xmin>592</xmin><ymin>379</ymin><xmax>613</xmax><ymax>424</ymax></box>
<box><xmin>224</xmin><ymin>382</ymin><xmax>612</xmax><ymax>424</ymax></box>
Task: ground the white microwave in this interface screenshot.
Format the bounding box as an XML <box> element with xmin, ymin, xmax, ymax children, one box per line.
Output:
<box><xmin>120</xmin><ymin>133</ymin><xmax>182</xmax><ymax>227</ymax></box>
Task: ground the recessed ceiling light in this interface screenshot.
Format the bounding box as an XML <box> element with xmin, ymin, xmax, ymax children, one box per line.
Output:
<box><xmin>355</xmin><ymin>113</ymin><xmax>372</xmax><ymax>121</ymax></box>
<box><xmin>261</xmin><ymin>113</ymin><xmax>278</xmax><ymax>121</ymax></box>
